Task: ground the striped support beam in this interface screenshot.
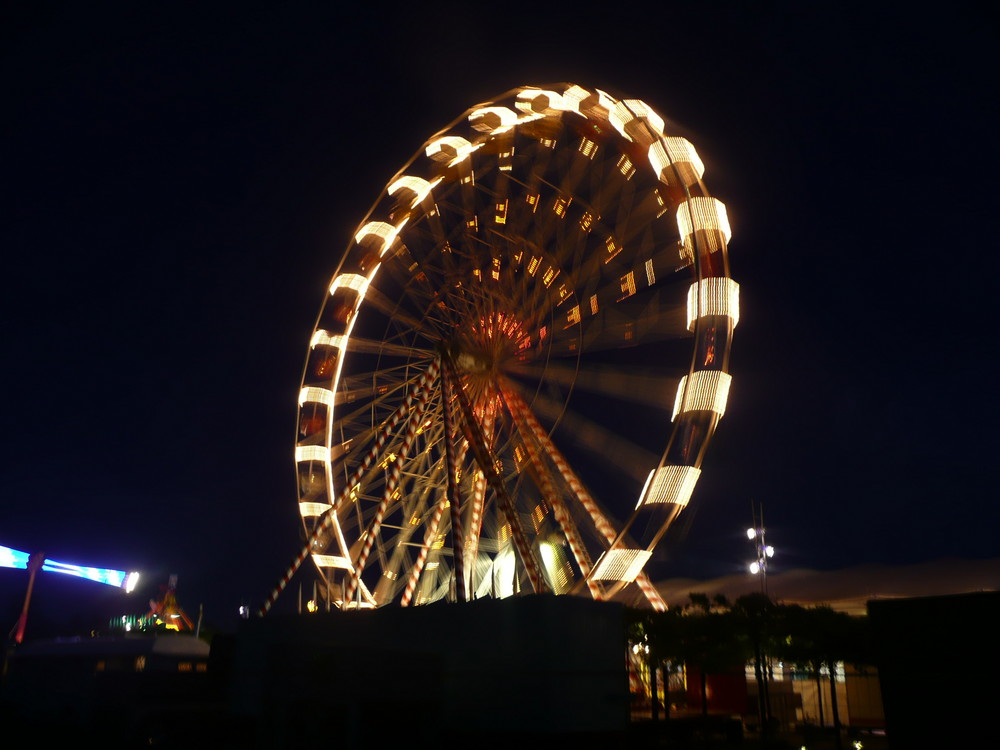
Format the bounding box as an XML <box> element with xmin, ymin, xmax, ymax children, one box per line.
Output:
<box><xmin>442</xmin><ymin>357</ymin><xmax>546</xmax><ymax>594</ymax></box>
<box><xmin>259</xmin><ymin>360</ymin><xmax>440</xmax><ymax>616</ymax></box>
<box><xmin>399</xmin><ymin>496</ymin><xmax>448</xmax><ymax>606</ymax></box>
<box><xmin>502</xmin><ymin>383</ymin><xmax>666</xmax><ymax>611</ymax></box>
<box><xmin>502</xmin><ymin>385</ymin><xmax>602</xmax><ymax>600</ymax></box>
<box><xmin>463</xmin><ymin>407</ymin><xmax>493</xmax><ymax>589</ymax></box>
<box><xmin>344</xmin><ymin>369</ymin><xmax>435</xmax><ymax>605</ymax></box>
<box><xmin>440</xmin><ymin>368</ymin><xmax>466</xmax><ymax>602</ymax></box>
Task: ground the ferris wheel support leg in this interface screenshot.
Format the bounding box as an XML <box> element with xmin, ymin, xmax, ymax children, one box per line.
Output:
<box><xmin>344</xmin><ymin>370</ymin><xmax>435</xmax><ymax>606</ymax></box>
<box><xmin>501</xmin><ymin>383</ymin><xmax>665</xmax><ymax>611</ymax></box>
<box><xmin>399</xmin><ymin>496</ymin><xmax>448</xmax><ymax>607</ymax></box>
<box><xmin>441</xmin><ymin>356</ymin><xmax>547</xmax><ymax>594</ymax></box>
<box><xmin>260</xmin><ymin>361</ymin><xmax>440</xmax><ymax>616</ymax></box>
<box><xmin>440</xmin><ymin>365</ymin><xmax>467</xmax><ymax>603</ymax></box>
<box><xmin>501</xmin><ymin>385</ymin><xmax>602</xmax><ymax>600</ymax></box>
<box><xmin>463</xmin><ymin>404</ymin><xmax>494</xmax><ymax>593</ymax></box>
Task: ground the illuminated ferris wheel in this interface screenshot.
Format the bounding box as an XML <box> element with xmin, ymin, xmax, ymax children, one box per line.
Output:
<box><xmin>263</xmin><ymin>84</ymin><xmax>738</xmax><ymax>613</ymax></box>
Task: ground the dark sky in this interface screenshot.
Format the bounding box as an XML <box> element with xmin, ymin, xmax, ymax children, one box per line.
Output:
<box><xmin>3</xmin><ymin>4</ymin><xmax>997</xmax><ymax>630</ymax></box>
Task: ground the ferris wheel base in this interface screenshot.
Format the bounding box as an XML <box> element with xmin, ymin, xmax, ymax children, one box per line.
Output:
<box><xmin>229</xmin><ymin>594</ymin><xmax>630</xmax><ymax>743</ymax></box>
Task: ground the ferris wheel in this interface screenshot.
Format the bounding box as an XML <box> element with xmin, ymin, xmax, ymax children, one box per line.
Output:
<box><xmin>262</xmin><ymin>84</ymin><xmax>738</xmax><ymax>614</ymax></box>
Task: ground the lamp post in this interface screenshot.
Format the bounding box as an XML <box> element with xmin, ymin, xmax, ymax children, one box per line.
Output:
<box><xmin>746</xmin><ymin>502</ymin><xmax>774</xmax><ymax>595</ymax></box>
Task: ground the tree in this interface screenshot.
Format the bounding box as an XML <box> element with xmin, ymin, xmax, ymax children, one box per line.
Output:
<box><xmin>731</xmin><ymin>593</ymin><xmax>778</xmax><ymax>739</ymax></box>
<box><xmin>773</xmin><ymin>604</ymin><xmax>870</xmax><ymax>750</ymax></box>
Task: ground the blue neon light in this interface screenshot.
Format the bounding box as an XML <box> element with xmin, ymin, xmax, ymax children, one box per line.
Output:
<box><xmin>1</xmin><ymin>544</ymin><xmax>128</xmax><ymax>587</ymax></box>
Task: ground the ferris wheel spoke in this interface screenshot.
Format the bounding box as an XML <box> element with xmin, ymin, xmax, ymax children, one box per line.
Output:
<box><xmin>507</xmin><ymin>380</ymin><xmax>657</xmax><ymax>484</ymax></box>
<box><xmin>501</xmin><ymin>382</ymin><xmax>665</xmax><ymax>609</ymax></box>
<box><xmin>399</xmin><ymin>494</ymin><xmax>448</xmax><ymax>607</ymax></box>
<box><xmin>507</xmin><ymin>358</ymin><xmax>679</xmax><ymax>410</ymax></box>
<box><xmin>344</xmin><ymin>362</ymin><xmax>438</xmax><ymax>606</ymax></box>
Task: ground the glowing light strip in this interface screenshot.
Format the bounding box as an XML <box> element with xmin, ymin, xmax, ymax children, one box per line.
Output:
<box><xmin>0</xmin><ymin>545</ymin><xmax>30</xmax><ymax>569</ymax></box>
<box><xmin>299</xmin><ymin>502</ymin><xmax>332</xmax><ymax>517</ymax></box>
<box><xmin>1</xmin><ymin>544</ymin><xmax>138</xmax><ymax>591</ymax></box>
<box><xmin>639</xmin><ymin>466</ymin><xmax>702</xmax><ymax>508</ymax></box>
<box><xmin>561</xmin><ymin>85</ymin><xmax>616</xmax><ymax>120</ymax></box>
<box><xmin>687</xmin><ymin>278</ymin><xmax>741</xmax><ymax>331</ymax></box>
<box><xmin>329</xmin><ymin>273</ymin><xmax>370</xmax><ymax>297</ymax></box>
<box><xmin>311</xmin><ymin>554</ymin><xmax>352</xmax><ymax>570</ymax></box>
<box><xmin>310</xmin><ymin>330</ymin><xmax>347</xmax><ymax>350</ymax></box>
<box><xmin>355</xmin><ymin>221</ymin><xmax>406</xmax><ymax>257</ymax></box>
<box><xmin>299</xmin><ymin>386</ymin><xmax>334</xmax><ymax>407</ymax></box>
<box><xmin>672</xmin><ymin>371</ymin><xmax>733</xmax><ymax>420</ymax></box>
<box><xmin>677</xmin><ymin>197</ymin><xmax>732</xmax><ymax>254</ymax></box>
<box><xmin>425</xmin><ymin>136</ymin><xmax>481</xmax><ymax>167</ymax></box>
<box><xmin>469</xmin><ymin>106</ymin><xmax>519</xmax><ymax>133</ymax></box>
<box><xmin>648</xmin><ymin>137</ymin><xmax>705</xmax><ymax>187</ymax></box>
<box><xmin>388</xmin><ymin>175</ymin><xmax>441</xmax><ymax>207</ymax></box>
<box><xmin>609</xmin><ymin>99</ymin><xmax>665</xmax><ymax>145</ymax></box>
<box><xmin>514</xmin><ymin>89</ymin><xmax>569</xmax><ymax>116</ymax></box>
<box><xmin>590</xmin><ymin>548</ymin><xmax>652</xmax><ymax>582</ymax></box>
<box><xmin>295</xmin><ymin>445</ymin><xmax>330</xmax><ymax>463</ymax></box>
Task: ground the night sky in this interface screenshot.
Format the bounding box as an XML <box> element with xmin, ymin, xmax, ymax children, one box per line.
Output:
<box><xmin>3</xmin><ymin>4</ymin><xmax>997</xmax><ymax>630</ymax></box>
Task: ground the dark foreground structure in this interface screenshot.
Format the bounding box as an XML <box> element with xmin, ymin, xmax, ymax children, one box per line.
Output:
<box><xmin>2</xmin><ymin>595</ymin><xmax>629</xmax><ymax>748</ymax></box>
<box><xmin>868</xmin><ymin>590</ymin><xmax>1000</xmax><ymax>748</ymax></box>
<box><xmin>5</xmin><ymin>590</ymin><xmax>997</xmax><ymax>748</ymax></box>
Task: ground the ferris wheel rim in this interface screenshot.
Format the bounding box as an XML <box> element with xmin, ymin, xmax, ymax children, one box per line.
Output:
<box><xmin>283</xmin><ymin>82</ymin><xmax>738</xmax><ymax>614</ymax></box>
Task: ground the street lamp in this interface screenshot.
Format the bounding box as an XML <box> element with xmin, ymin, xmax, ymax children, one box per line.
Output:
<box><xmin>746</xmin><ymin>502</ymin><xmax>774</xmax><ymax>594</ymax></box>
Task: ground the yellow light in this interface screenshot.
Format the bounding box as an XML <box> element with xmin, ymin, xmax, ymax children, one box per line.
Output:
<box><xmin>591</xmin><ymin>548</ymin><xmax>652</xmax><ymax>582</ymax></box>
<box><xmin>468</xmin><ymin>106</ymin><xmax>519</xmax><ymax>133</ymax></box>
<box><xmin>578</xmin><ymin>138</ymin><xmax>598</xmax><ymax>158</ymax></box>
<box><xmin>329</xmin><ymin>273</ymin><xmax>370</xmax><ymax>297</ymax></box>
<box><xmin>676</xmin><ymin>197</ymin><xmax>732</xmax><ymax>256</ymax></box>
<box><xmin>687</xmin><ymin>278</ymin><xmax>740</xmax><ymax>331</ymax></box>
<box><xmin>648</xmin><ymin>137</ymin><xmax>705</xmax><ymax>187</ymax></box>
<box><xmin>672</xmin><ymin>371</ymin><xmax>733</xmax><ymax>420</ymax></box>
<box><xmin>310</xmin><ymin>329</ymin><xmax>347</xmax><ymax>350</ymax></box>
<box><xmin>299</xmin><ymin>502</ymin><xmax>332</xmax><ymax>517</ymax></box>
<box><xmin>609</xmin><ymin>99</ymin><xmax>665</xmax><ymax>146</ymax></box>
<box><xmin>425</xmin><ymin>135</ymin><xmax>474</xmax><ymax>163</ymax></box>
<box><xmin>604</xmin><ymin>236</ymin><xmax>622</xmax><ymax>263</ymax></box>
<box><xmin>388</xmin><ymin>175</ymin><xmax>441</xmax><ymax>207</ymax></box>
<box><xmin>639</xmin><ymin>465</ymin><xmax>702</xmax><ymax>508</ymax></box>
<box><xmin>618</xmin><ymin>271</ymin><xmax>636</xmax><ymax>300</ymax></box>
<box><xmin>514</xmin><ymin>88</ymin><xmax>569</xmax><ymax>116</ymax></box>
<box><xmin>295</xmin><ymin>445</ymin><xmax>329</xmax><ymax>463</ymax></box>
<box><xmin>355</xmin><ymin>220</ymin><xmax>407</xmax><ymax>258</ymax></box>
<box><xmin>495</xmin><ymin>199</ymin><xmax>508</xmax><ymax>225</ymax></box>
<box><xmin>311</xmin><ymin>554</ymin><xmax>351</xmax><ymax>570</ymax></box>
<box><xmin>298</xmin><ymin>386</ymin><xmax>334</xmax><ymax>407</ymax></box>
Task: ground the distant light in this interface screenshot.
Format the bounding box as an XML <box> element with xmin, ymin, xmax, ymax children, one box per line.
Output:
<box><xmin>749</xmin><ymin>562</ymin><xmax>760</xmax><ymax>575</ymax></box>
<box><xmin>746</xmin><ymin>528</ymin><xmax>757</xmax><ymax>540</ymax></box>
<box><xmin>765</xmin><ymin>545</ymin><xmax>775</xmax><ymax>558</ymax></box>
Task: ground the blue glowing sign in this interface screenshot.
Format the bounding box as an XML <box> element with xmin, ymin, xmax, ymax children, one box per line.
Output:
<box><xmin>0</xmin><ymin>544</ymin><xmax>137</xmax><ymax>590</ymax></box>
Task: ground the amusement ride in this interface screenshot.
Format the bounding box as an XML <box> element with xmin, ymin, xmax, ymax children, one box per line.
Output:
<box><xmin>262</xmin><ymin>83</ymin><xmax>739</xmax><ymax>614</ymax></box>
